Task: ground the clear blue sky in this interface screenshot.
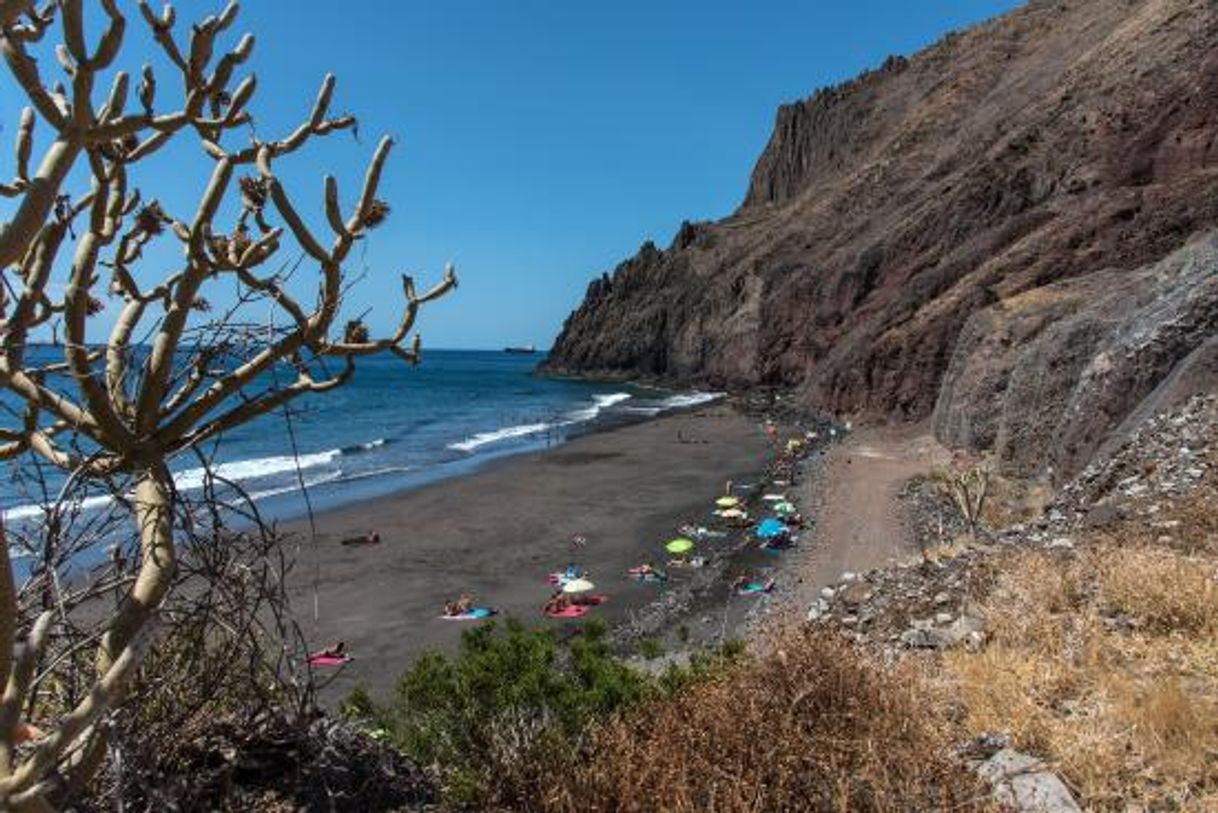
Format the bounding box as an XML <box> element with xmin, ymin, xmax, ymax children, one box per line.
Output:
<box><xmin>2</xmin><ymin>0</ymin><xmax>1022</xmax><ymax>350</ymax></box>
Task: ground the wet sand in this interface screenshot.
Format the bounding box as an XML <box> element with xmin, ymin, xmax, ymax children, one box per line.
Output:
<box><xmin>285</xmin><ymin>404</ymin><xmax>769</xmax><ymax>703</ymax></box>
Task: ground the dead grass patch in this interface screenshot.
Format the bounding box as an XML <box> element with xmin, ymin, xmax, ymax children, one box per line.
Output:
<box><xmin>538</xmin><ymin>627</ymin><xmax>991</xmax><ymax>812</ymax></box>
<box><xmin>942</xmin><ymin>541</ymin><xmax>1218</xmax><ymax>809</ymax></box>
<box><xmin>981</xmin><ymin>473</ymin><xmax>1055</xmax><ymax>528</ymax></box>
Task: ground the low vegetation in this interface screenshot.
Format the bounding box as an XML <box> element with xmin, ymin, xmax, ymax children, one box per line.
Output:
<box><xmin>538</xmin><ymin>626</ymin><xmax>988</xmax><ymax>812</ymax></box>
<box><xmin>941</xmin><ymin>492</ymin><xmax>1218</xmax><ymax>809</ymax></box>
<box><xmin>346</xmin><ymin>621</ymin><xmax>986</xmax><ymax>811</ymax></box>
<box><xmin>342</xmin><ymin>619</ymin><xmax>713</xmax><ymax>807</ymax></box>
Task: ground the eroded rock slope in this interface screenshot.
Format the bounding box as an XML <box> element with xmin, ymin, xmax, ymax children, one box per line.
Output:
<box><xmin>544</xmin><ymin>0</ymin><xmax>1218</xmax><ymax>478</ymax></box>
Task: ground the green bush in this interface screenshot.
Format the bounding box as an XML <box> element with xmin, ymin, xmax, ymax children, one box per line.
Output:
<box><xmin>637</xmin><ymin>638</ymin><xmax>665</xmax><ymax>660</ymax></box>
<box><xmin>343</xmin><ymin>618</ymin><xmax>653</xmax><ymax>806</ymax></box>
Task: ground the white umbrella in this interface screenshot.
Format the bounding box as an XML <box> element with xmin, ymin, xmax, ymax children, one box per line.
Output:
<box><xmin>562</xmin><ymin>578</ymin><xmax>595</xmax><ymax>594</ymax></box>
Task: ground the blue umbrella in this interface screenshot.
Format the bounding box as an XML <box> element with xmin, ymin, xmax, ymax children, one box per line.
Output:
<box><xmin>755</xmin><ymin>517</ymin><xmax>788</xmax><ymax>539</ymax></box>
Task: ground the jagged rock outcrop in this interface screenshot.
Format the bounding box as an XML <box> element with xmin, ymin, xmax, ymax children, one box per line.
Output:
<box><xmin>543</xmin><ymin>0</ymin><xmax>1218</xmax><ymax>477</ymax></box>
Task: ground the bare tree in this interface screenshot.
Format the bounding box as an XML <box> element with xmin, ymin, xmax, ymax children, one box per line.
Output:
<box><xmin>931</xmin><ymin>454</ymin><xmax>991</xmax><ymax>543</ymax></box>
<box><xmin>0</xmin><ymin>1</ymin><xmax>456</xmax><ymax>808</ymax></box>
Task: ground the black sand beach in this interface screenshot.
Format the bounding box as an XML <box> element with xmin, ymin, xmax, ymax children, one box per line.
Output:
<box><xmin>286</xmin><ymin>404</ymin><xmax>770</xmax><ymax>703</ymax></box>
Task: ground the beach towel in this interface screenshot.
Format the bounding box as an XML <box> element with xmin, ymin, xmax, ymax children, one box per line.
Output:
<box><xmin>737</xmin><ymin>580</ymin><xmax>775</xmax><ymax>596</ymax></box>
<box><xmin>441</xmin><ymin>607</ymin><xmax>498</xmax><ymax>620</ymax></box>
<box><xmin>546</xmin><ymin>566</ymin><xmax>583</xmax><ymax>585</ymax></box>
<box><xmin>308</xmin><ymin>653</ymin><xmax>353</xmax><ymax>667</ymax></box>
<box><xmin>760</xmin><ymin>536</ymin><xmax>796</xmax><ymax>552</ymax></box>
<box><xmin>545</xmin><ymin>605</ymin><xmax>591</xmax><ymax>619</ymax></box>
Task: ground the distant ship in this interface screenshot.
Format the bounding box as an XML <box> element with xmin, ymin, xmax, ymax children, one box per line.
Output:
<box><xmin>503</xmin><ymin>345</ymin><xmax>537</xmax><ymax>354</ymax></box>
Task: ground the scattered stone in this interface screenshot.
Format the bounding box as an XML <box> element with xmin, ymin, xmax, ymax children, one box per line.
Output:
<box><xmin>976</xmin><ymin>748</ymin><xmax>1082</xmax><ymax>813</ymax></box>
<box><xmin>1046</xmin><ymin>537</ymin><xmax>1075</xmax><ymax>550</ymax></box>
<box><xmin>839</xmin><ymin>581</ymin><xmax>875</xmax><ymax>606</ymax></box>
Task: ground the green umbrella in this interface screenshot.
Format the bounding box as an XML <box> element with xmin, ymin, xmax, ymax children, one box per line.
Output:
<box><xmin>665</xmin><ymin>537</ymin><xmax>695</xmax><ymax>555</ymax></box>
<box><xmin>774</xmin><ymin>501</ymin><xmax>796</xmax><ymax>515</ymax></box>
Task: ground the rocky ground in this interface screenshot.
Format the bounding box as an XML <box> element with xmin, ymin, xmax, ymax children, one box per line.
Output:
<box><xmin>806</xmin><ymin>393</ymin><xmax>1216</xmax><ymax>654</ymax></box>
<box><xmin>794</xmin><ymin>393</ymin><xmax>1218</xmax><ymax>810</ymax></box>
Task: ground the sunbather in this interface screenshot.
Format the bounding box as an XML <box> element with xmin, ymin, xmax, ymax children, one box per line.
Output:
<box><xmin>308</xmin><ymin>641</ymin><xmax>353</xmax><ymax>666</ymax></box>
<box><xmin>319</xmin><ymin>641</ymin><xmax>347</xmax><ymax>659</ymax></box>
<box><xmin>443</xmin><ymin>593</ymin><xmax>475</xmax><ymax>616</ymax></box>
<box><xmin>542</xmin><ymin>590</ymin><xmax>571</xmax><ymax>614</ymax></box>
<box><xmin>629</xmin><ymin>563</ymin><xmax>668</xmax><ymax>581</ymax></box>
<box><xmin>341</xmin><ymin>531</ymin><xmax>381</xmax><ymax>546</ymax></box>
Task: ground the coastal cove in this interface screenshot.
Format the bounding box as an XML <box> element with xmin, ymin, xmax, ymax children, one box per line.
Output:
<box><xmin>286</xmin><ymin>402</ymin><xmax>776</xmax><ymax>703</ymax></box>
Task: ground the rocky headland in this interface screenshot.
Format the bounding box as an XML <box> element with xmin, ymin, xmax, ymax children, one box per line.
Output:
<box><xmin>542</xmin><ymin>0</ymin><xmax>1218</xmax><ymax>484</ymax></box>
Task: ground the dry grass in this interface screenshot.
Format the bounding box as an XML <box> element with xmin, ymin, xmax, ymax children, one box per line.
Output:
<box><xmin>535</xmin><ymin>627</ymin><xmax>991</xmax><ymax>813</ymax></box>
<box><xmin>941</xmin><ymin>540</ymin><xmax>1218</xmax><ymax>809</ymax></box>
<box><xmin>980</xmin><ymin>472</ymin><xmax>1054</xmax><ymax>528</ymax></box>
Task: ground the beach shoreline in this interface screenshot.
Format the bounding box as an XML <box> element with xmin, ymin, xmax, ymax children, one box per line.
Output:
<box><xmin>286</xmin><ymin>401</ymin><xmax>778</xmax><ymax>704</ymax></box>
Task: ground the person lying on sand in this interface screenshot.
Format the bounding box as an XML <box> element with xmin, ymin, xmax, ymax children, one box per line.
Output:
<box><xmin>340</xmin><ymin>530</ymin><xmax>381</xmax><ymax>546</ymax></box>
<box><xmin>733</xmin><ymin>575</ymin><xmax>776</xmax><ymax>595</ymax></box>
<box><xmin>542</xmin><ymin>590</ymin><xmax>571</xmax><ymax>615</ymax></box>
<box><xmin>628</xmin><ymin>563</ymin><xmax>665</xmax><ymax>579</ymax></box>
<box><xmin>668</xmin><ymin>555</ymin><xmax>706</xmax><ymax>569</ymax></box>
<box><xmin>443</xmin><ymin>593</ymin><xmax>475</xmax><ymax>616</ymax></box>
<box><xmin>318</xmin><ymin>641</ymin><xmax>347</xmax><ymax>659</ymax></box>
<box><xmin>308</xmin><ymin>641</ymin><xmax>353</xmax><ymax>666</ymax></box>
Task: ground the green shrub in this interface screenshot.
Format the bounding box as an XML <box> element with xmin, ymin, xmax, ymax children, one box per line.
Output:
<box><xmin>343</xmin><ymin>618</ymin><xmax>654</xmax><ymax>806</ymax></box>
<box><xmin>637</xmin><ymin>638</ymin><xmax>665</xmax><ymax>660</ymax></box>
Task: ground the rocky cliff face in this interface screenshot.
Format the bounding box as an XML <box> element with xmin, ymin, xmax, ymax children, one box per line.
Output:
<box><xmin>543</xmin><ymin>0</ymin><xmax>1218</xmax><ymax>479</ymax></box>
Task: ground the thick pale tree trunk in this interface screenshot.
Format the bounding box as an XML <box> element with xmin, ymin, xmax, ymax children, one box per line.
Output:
<box><xmin>61</xmin><ymin>462</ymin><xmax>178</xmax><ymax>804</ymax></box>
<box><xmin>98</xmin><ymin>463</ymin><xmax>177</xmax><ymax>670</ymax></box>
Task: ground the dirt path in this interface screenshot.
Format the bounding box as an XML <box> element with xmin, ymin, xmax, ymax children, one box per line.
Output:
<box><xmin>781</xmin><ymin>424</ymin><xmax>949</xmax><ymax>612</ymax></box>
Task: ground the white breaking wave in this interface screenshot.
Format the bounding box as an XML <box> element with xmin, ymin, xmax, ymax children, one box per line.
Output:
<box><xmin>657</xmin><ymin>391</ymin><xmax>724</xmax><ymax>410</ymax></box>
<box><xmin>594</xmin><ymin>392</ymin><xmax>633</xmax><ymax>408</ymax></box>
<box><xmin>174</xmin><ymin>449</ymin><xmax>341</xmax><ymax>492</ymax></box>
<box><xmin>447</xmin><ymin>422</ymin><xmax>554</xmax><ymax>453</ymax></box>
<box><xmin>242</xmin><ymin>468</ymin><xmax>346</xmax><ymax>503</ymax></box>
<box><xmin>451</xmin><ymin>393</ymin><xmax>636</xmax><ymax>453</ymax></box>
<box><xmin>3</xmin><ymin>448</ymin><xmax>345</xmax><ymax>523</ymax></box>
<box><xmin>562</xmin><ymin>391</ymin><xmax>632</xmax><ymax>423</ymax></box>
<box><xmin>4</xmin><ymin>494</ymin><xmax>113</xmax><ymax>523</ymax></box>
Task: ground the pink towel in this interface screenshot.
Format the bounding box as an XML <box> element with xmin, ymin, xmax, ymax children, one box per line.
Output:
<box><xmin>544</xmin><ymin>605</ymin><xmax>590</xmax><ymax>619</ymax></box>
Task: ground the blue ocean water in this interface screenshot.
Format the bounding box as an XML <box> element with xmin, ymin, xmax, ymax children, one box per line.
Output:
<box><xmin>1</xmin><ymin>349</ymin><xmax>719</xmax><ymax>525</ymax></box>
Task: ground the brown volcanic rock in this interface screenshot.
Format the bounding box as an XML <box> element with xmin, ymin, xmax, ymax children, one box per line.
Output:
<box><xmin>935</xmin><ymin>231</ymin><xmax>1218</xmax><ymax>481</ymax></box>
<box><xmin>543</xmin><ymin>0</ymin><xmax>1218</xmax><ymax>471</ymax></box>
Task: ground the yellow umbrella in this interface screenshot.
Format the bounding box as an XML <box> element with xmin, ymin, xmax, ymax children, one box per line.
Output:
<box><xmin>715</xmin><ymin>496</ymin><xmax>740</xmax><ymax>508</ymax></box>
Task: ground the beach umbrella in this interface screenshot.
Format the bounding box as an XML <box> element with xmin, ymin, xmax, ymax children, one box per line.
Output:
<box><xmin>562</xmin><ymin>578</ymin><xmax>595</xmax><ymax>594</ymax></box>
<box><xmin>774</xmin><ymin>501</ymin><xmax>796</xmax><ymax>515</ymax></box>
<box><xmin>665</xmin><ymin>537</ymin><xmax>695</xmax><ymax>555</ymax></box>
<box><xmin>714</xmin><ymin>507</ymin><xmax>747</xmax><ymax>519</ymax></box>
<box><xmin>762</xmin><ymin>494</ymin><xmax>786</xmax><ymax>502</ymax></box>
<box><xmin>755</xmin><ymin>518</ymin><xmax>788</xmax><ymax>539</ymax></box>
<box><xmin>715</xmin><ymin>496</ymin><xmax>740</xmax><ymax>508</ymax></box>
